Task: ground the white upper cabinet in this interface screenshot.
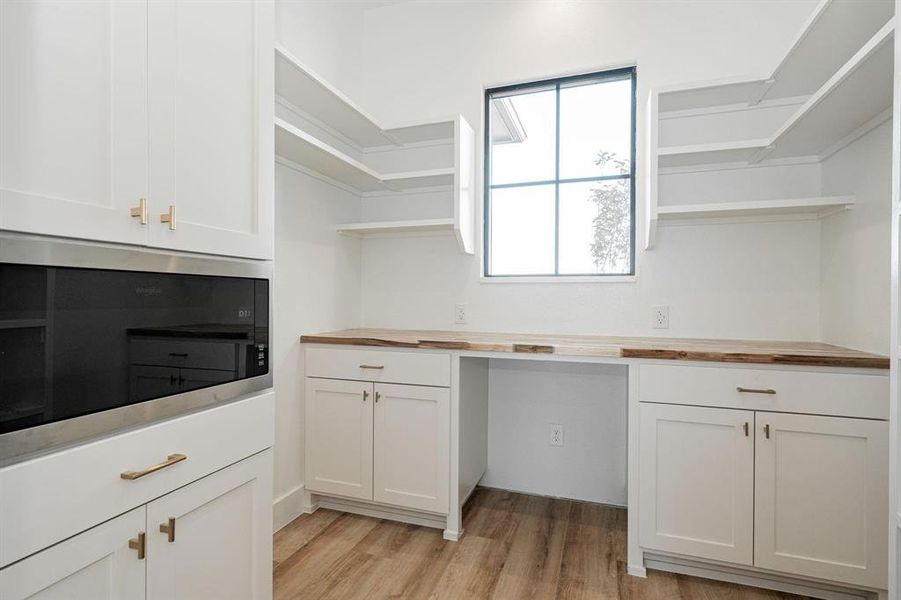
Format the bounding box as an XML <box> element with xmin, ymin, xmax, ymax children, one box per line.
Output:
<box><xmin>148</xmin><ymin>0</ymin><xmax>273</xmax><ymax>259</ymax></box>
<box><xmin>0</xmin><ymin>0</ymin><xmax>273</xmax><ymax>260</ymax></box>
<box><xmin>0</xmin><ymin>0</ymin><xmax>149</xmax><ymax>246</ymax></box>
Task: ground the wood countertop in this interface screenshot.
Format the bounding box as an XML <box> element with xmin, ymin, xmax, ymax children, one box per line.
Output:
<box><xmin>300</xmin><ymin>328</ymin><xmax>890</xmax><ymax>369</ymax></box>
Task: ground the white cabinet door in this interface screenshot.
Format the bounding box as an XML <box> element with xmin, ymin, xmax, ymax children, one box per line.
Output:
<box><xmin>0</xmin><ymin>507</ymin><xmax>145</xmax><ymax>600</ymax></box>
<box><xmin>147</xmin><ymin>0</ymin><xmax>273</xmax><ymax>259</ymax></box>
<box><xmin>146</xmin><ymin>449</ymin><xmax>273</xmax><ymax>600</ymax></box>
<box><xmin>0</xmin><ymin>0</ymin><xmax>148</xmax><ymax>246</ymax></box>
<box><xmin>639</xmin><ymin>403</ymin><xmax>754</xmax><ymax>565</ymax></box>
<box><xmin>373</xmin><ymin>383</ymin><xmax>449</xmax><ymax>514</ymax></box>
<box><xmin>755</xmin><ymin>412</ymin><xmax>888</xmax><ymax>588</ymax></box>
<box><xmin>305</xmin><ymin>378</ymin><xmax>373</xmax><ymax>500</ymax></box>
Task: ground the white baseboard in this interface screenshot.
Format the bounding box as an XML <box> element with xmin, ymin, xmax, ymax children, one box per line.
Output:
<box><xmin>645</xmin><ymin>553</ymin><xmax>877</xmax><ymax>600</ymax></box>
<box><xmin>316</xmin><ymin>495</ymin><xmax>448</xmax><ymax>531</ymax></box>
<box><xmin>272</xmin><ymin>483</ymin><xmax>307</xmax><ymax>533</ymax></box>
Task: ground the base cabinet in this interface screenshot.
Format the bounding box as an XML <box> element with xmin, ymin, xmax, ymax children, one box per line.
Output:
<box><xmin>640</xmin><ymin>400</ymin><xmax>888</xmax><ymax>591</ymax></box>
<box><xmin>0</xmin><ymin>451</ymin><xmax>272</xmax><ymax>600</ymax></box>
<box><xmin>0</xmin><ymin>508</ymin><xmax>146</xmax><ymax>600</ymax></box>
<box><xmin>754</xmin><ymin>412</ymin><xmax>888</xmax><ymax>589</ymax></box>
<box><xmin>305</xmin><ymin>377</ymin><xmax>450</xmax><ymax>514</ymax></box>
<box><xmin>639</xmin><ymin>403</ymin><xmax>754</xmax><ymax>565</ymax></box>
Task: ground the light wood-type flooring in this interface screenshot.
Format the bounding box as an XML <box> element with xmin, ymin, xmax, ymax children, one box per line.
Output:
<box><xmin>273</xmin><ymin>487</ymin><xmax>810</xmax><ymax>600</ymax></box>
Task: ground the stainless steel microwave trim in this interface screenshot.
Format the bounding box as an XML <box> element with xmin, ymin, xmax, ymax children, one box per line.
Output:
<box><xmin>0</xmin><ymin>233</ymin><xmax>273</xmax><ymax>466</ymax></box>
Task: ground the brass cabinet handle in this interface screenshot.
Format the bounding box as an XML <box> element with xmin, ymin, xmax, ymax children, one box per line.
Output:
<box><xmin>160</xmin><ymin>517</ymin><xmax>176</xmax><ymax>543</ymax></box>
<box><xmin>160</xmin><ymin>205</ymin><xmax>177</xmax><ymax>230</ymax></box>
<box><xmin>363</xmin><ymin>390</ymin><xmax>369</xmax><ymax>402</ymax></box>
<box><xmin>764</xmin><ymin>424</ymin><xmax>771</xmax><ymax>439</ymax></box>
<box><xmin>120</xmin><ymin>453</ymin><xmax>187</xmax><ymax>480</ymax></box>
<box><xmin>736</xmin><ymin>387</ymin><xmax>776</xmax><ymax>395</ymax></box>
<box><xmin>359</xmin><ymin>364</ymin><xmax>384</xmax><ymax>370</ymax></box>
<box><xmin>375</xmin><ymin>392</ymin><xmax>381</xmax><ymax>403</ymax></box>
<box><xmin>129</xmin><ymin>532</ymin><xmax>146</xmax><ymax>559</ymax></box>
<box><xmin>130</xmin><ymin>198</ymin><xmax>148</xmax><ymax>225</ymax></box>
<box><xmin>743</xmin><ymin>422</ymin><xmax>749</xmax><ymax>437</ymax></box>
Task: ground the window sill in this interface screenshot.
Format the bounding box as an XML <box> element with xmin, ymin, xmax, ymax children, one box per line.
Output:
<box><xmin>479</xmin><ymin>275</ymin><xmax>637</xmax><ymax>284</ymax></box>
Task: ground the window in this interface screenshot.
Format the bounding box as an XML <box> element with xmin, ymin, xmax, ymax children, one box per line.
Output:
<box><xmin>484</xmin><ymin>68</ymin><xmax>636</xmax><ymax>277</ymax></box>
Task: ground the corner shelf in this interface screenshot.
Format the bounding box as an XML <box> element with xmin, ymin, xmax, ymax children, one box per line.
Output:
<box><xmin>647</xmin><ymin>3</ymin><xmax>893</xmax><ymax>248</ymax></box>
<box><xmin>274</xmin><ymin>118</ymin><xmax>455</xmax><ymax>193</ymax></box>
<box><xmin>655</xmin><ymin>196</ymin><xmax>855</xmax><ymax>222</ymax></box>
<box><xmin>336</xmin><ymin>218</ymin><xmax>455</xmax><ymax>236</ymax></box>
<box><xmin>275</xmin><ymin>44</ymin><xmax>454</xmax><ymax>149</ymax></box>
<box><xmin>657</xmin><ymin>0</ymin><xmax>894</xmax><ymax>112</ymax></box>
<box><xmin>274</xmin><ymin>46</ymin><xmax>477</xmax><ymax>255</ymax></box>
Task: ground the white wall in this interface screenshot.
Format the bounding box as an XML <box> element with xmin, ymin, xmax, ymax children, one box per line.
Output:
<box><xmin>483</xmin><ymin>360</ymin><xmax>627</xmax><ymax>505</ymax></box>
<box><xmin>356</xmin><ymin>0</ymin><xmax>823</xmax><ymax>340</ymax></box>
<box><xmin>272</xmin><ymin>1</ymin><xmax>366</xmax><ymax>529</ymax></box>
<box><xmin>820</xmin><ymin>121</ymin><xmax>893</xmax><ymax>354</ymax></box>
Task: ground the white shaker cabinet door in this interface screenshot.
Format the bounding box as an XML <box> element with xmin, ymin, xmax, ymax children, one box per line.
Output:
<box><xmin>639</xmin><ymin>403</ymin><xmax>755</xmax><ymax>565</ymax></box>
<box><xmin>146</xmin><ymin>450</ymin><xmax>273</xmax><ymax>600</ymax></box>
<box><xmin>0</xmin><ymin>0</ymin><xmax>149</xmax><ymax>246</ymax></box>
<box><xmin>754</xmin><ymin>412</ymin><xmax>888</xmax><ymax>589</ymax></box>
<box><xmin>147</xmin><ymin>0</ymin><xmax>273</xmax><ymax>259</ymax></box>
<box><xmin>373</xmin><ymin>383</ymin><xmax>450</xmax><ymax>514</ymax></box>
<box><xmin>305</xmin><ymin>378</ymin><xmax>374</xmax><ymax>500</ymax></box>
<box><xmin>0</xmin><ymin>507</ymin><xmax>145</xmax><ymax>600</ymax></box>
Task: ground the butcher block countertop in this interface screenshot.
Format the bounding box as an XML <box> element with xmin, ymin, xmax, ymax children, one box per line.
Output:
<box><xmin>300</xmin><ymin>328</ymin><xmax>890</xmax><ymax>369</ymax></box>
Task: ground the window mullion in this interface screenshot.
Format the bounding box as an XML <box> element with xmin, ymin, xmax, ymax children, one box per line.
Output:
<box><xmin>554</xmin><ymin>83</ymin><xmax>561</xmax><ymax>275</ymax></box>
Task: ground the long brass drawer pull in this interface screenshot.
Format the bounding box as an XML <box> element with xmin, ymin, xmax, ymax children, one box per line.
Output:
<box><xmin>129</xmin><ymin>532</ymin><xmax>146</xmax><ymax>559</ymax></box>
<box><xmin>736</xmin><ymin>387</ymin><xmax>776</xmax><ymax>395</ymax></box>
<box><xmin>121</xmin><ymin>453</ymin><xmax>187</xmax><ymax>480</ymax></box>
<box><xmin>359</xmin><ymin>364</ymin><xmax>385</xmax><ymax>370</ymax></box>
<box><xmin>160</xmin><ymin>517</ymin><xmax>176</xmax><ymax>543</ymax></box>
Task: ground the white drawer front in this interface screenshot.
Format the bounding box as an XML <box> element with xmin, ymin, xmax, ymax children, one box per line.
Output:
<box><xmin>305</xmin><ymin>347</ymin><xmax>451</xmax><ymax>387</ymax></box>
<box><xmin>638</xmin><ymin>364</ymin><xmax>887</xmax><ymax>420</ymax></box>
<box><xmin>0</xmin><ymin>390</ymin><xmax>274</xmax><ymax>567</ymax></box>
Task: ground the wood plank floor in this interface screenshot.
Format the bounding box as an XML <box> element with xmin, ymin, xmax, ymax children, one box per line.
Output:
<box><xmin>273</xmin><ymin>488</ymin><xmax>810</xmax><ymax>600</ymax></box>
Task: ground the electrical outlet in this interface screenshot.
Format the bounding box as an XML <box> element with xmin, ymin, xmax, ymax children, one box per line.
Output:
<box><xmin>454</xmin><ymin>303</ymin><xmax>467</xmax><ymax>324</ymax></box>
<box><xmin>652</xmin><ymin>305</ymin><xmax>669</xmax><ymax>329</ymax></box>
<box><xmin>549</xmin><ymin>423</ymin><xmax>564</xmax><ymax>447</ymax></box>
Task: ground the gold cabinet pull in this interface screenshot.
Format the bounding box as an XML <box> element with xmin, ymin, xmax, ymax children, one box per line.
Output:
<box><xmin>129</xmin><ymin>532</ymin><xmax>146</xmax><ymax>559</ymax></box>
<box><xmin>130</xmin><ymin>198</ymin><xmax>148</xmax><ymax>225</ymax></box>
<box><xmin>363</xmin><ymin>390</ymin><xmax>369</xmax><ymax>402</ymax></box>
<box><xmin>736</xmin><ymin>387</ymin><xmax>776</xmax><ymax>395</ymax></box>
<box><xmin>764</xmin><ymin>424</ymin><xmax>771</xmax><ymax>439</ymax></box>
<box><xmin>160</xmin><ymin>205</ymin><xmax>176</xmax><ymax>230</ymax></box>
<box><xmin>743</xmin><ymin>422</ymin><xmax>749</xmax><ymax>437</ymax></box>
<box><xmin>160</xmin><ymin>517</ymin><xmax>176</xmax><ymax>543</ymax></box>
<box><xmin>375</xmin><ymin>392</ymin><xmax>381</xmax><ymax>403</ymax></box>
<box><xmin>359</xmin><ymin>364</ymin><xmax>384</xmax><ymax>370</ymax></box>
<box><xmin>120</xmin><ymin>453</ymin><xmax>187</xmax><ymax>480</ymax></box>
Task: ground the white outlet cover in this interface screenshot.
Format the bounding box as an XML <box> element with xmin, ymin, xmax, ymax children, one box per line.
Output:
<box><xmin>549</xmin><ymin>423</ymin><xmax>564</xmax><ymax>447</ymax></box>
<box><xmin>454</xmin><ymin>303</ymin><xmax>467</xmax><ymax>324</ymax></box>
<box><xmin>652</xmin><ymin>305</ymin><xmax>669</xmax><ymax>329</ymax></box>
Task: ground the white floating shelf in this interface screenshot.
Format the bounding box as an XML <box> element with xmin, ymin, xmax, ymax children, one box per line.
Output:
<box><xmin>275</xmin><ymin>44</ymin><xmax>454</xmax><ymax>149</ymax></box>
<box><xmin>658</xmin><ymin>18</ymin><xmax>894</xmax><ymax>171</ymax></box>
<box><xmin>657</xmin><ymin>196</ymin><xmax>855</xmax><ymax>222</ymax></box>
<box><xmin>657</xmin><ymin>0</ymin><xmax>893</xmax><ymax>112</ymax></box>
<box><xmin>657</xmin><ymin>139</ymin><xmax>769</xmax><ymax>169</ymax></box>
<box><xmin>275</xmin><ymin>118</ymin><xmax>454</xmax><ymax>193</ymax></box>
<box><xmin>336</xmin><ymin>218</ymin><xmax>455</xmax><ymax>236</ymax></box>
<box><xmin>762</xmin><ymin>20</ymin><xmax>894</xmax><ymax>162</ymax></box>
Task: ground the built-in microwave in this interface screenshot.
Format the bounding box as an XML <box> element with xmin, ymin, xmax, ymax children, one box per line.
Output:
<box><xmin>0</xmin><ymin>236</ymin><xmax>271</xmax><ymax>463</ymax></box>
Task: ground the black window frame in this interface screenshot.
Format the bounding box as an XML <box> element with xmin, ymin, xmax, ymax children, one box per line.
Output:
<box><xmin>483</xmin><ymin>67</ymin><xmax>637</xmax><ymax>278</ymax></box>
